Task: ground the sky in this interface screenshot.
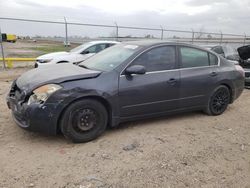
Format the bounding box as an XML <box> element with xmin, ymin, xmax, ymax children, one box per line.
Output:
<box><xmin>0</xmin><ymin>0</ymin><xmax>250</xmax><ymax>38</ymax></box>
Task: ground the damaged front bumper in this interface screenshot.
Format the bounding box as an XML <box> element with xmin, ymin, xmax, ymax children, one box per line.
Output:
<box><xmin>7</xmin><ymin>94</ymin><xmax>60</xmax><ymax>135</ymax></box>
<box><xmin>244</xmin><ymin>69</ymin><xmax>250</xmax><ymax>87</ymax></box>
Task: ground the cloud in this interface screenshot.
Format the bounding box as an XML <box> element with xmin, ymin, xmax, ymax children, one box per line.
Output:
<box><xmin>0</xmin><ymin>0</ymin><xmax>249</xmax><ymax>37</ymax></box>
<box><xmin>186</xmin><ymin>0</ymin><xmax>227</xmax><ymax>6</ymax></box>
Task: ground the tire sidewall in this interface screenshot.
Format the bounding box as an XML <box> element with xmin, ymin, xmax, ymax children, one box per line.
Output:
<box><xmin>207</xmin><ymin>85</ymin><xmax>230</xmax><ymax>116</ymax></box>
<box><xmin>60</xmin><ymin>99</ymin><xmax>108</xmax><ymax>143</ymax></box>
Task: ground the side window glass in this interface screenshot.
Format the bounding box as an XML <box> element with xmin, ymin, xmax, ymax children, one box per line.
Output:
<box><xmin>132</xmin><ymin>46</ymin><xmax>176</xmax><ymax>72</ymax></box>
<box><xmin>209</xmin><ymin>53</ymin><xmax>218</xmax><ymax>65</ymax></box>
<box><xmin>108</xmin><ymin>43</ymin><xmax>115</xmax><ymax>47</ymax></box>
<box><xmin>97</xmin><ymin>44</ymin><xmax>106</xmax><ymax>52</ymax></box>
<box><xmin>180</xmin><ymin>47</ymin><xmax>209</xmax><ymax>68</ymax></box>
<box><xmin>84</xmin><ymin>44</ymin><xmax>106</xmax><ymax>54</ymax></box>
<box><xmin>212</xmin><ymin>46</ymin><xmax>224</xmax><ymax>55</ymax></box>
<box><xmin>84</xmin><ymin>45</ymin><xmax>97</xmax><ymax>54</ymax></box>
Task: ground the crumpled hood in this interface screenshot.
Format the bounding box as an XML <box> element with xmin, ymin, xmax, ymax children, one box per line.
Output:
<box><xmin>237</xmin><ymin>45</ymin><xmax>250</xmax><ymax>60</ymax></box>
<box><xmin>16</xmin><ymin>64</ymin><xmax>101</xmax><ymax>91</ymax></box>
<box><xmin>37</xmin><ymin>51</ymin><xmax>69</xmax><ymax>60</ymax></box>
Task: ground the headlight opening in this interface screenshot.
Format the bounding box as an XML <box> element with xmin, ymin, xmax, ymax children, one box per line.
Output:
<box><xmin>27</xmin><ymin>84</ymin><xmax>62</xmax><ymax>105</ymax></box>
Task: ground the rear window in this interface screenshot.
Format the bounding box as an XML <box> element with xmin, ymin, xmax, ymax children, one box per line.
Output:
<box><xmin>180</xmin><ymin>47</ymin><xmax>209</xmax><ymax>68</ymax></box>
<box><xmin>211</xmin><ymin>46</ymin><xmax>224</xmax><ymax>55</ymax></box>
<box><xmin>209</xmin><ymin>53</ymin><xmax>218</xmax><ymax>65</ymax></box>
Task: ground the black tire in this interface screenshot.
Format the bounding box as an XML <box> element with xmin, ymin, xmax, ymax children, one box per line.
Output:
<box><xmin>205</xmin><ymin>85</ymin><xmax>230</xmax><ymax>116</ymax></box>
<box><xmin>60</xmin><ymin>99</ymin><xmax>108</xmax><ymax>143</ymax></box>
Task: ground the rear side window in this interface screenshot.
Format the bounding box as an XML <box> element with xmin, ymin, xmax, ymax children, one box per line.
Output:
<box><xmin>209</xmin><ymin>53</ymin><xmax>218</xmax><ymax>65</ymax></box>
<box><xmin>180</xmin><ymin>47</ymin><xmax>209</xmax><ymax>68</ymax></box>
<box><xmin>132</xmin><ymin>46</ymin><xmax>176</xmax><ymax>72</ymax></box>
<box><xmin>85</xmin><ymin>44</ymin><xmax>107</xmax><ymax>53</ymax></box>
<box><xmin>108</xmin><ymin>43</ymin><xmax>116</xmax><ymax>47</ymax></box>
<box><xmin>211</xmin><ymin>46</ymin><xmax>224</xmax><ymax>55</ymax></box>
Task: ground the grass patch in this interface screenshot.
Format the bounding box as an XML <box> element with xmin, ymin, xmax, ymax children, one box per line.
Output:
<box><xmin>6</xmin><ymin>53</ymin><xmax>35</xmax><ymax>58</ymax></box>
<box><xmin>29</xmin><ymin>45</ymin><xmax>71</xmax><ymax>53</ymax></box>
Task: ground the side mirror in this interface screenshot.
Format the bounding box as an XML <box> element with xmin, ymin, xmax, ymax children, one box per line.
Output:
<box><xmin>125</xmin><ymin>65</ymin><xmax>146</xmax><ymax>75</ymax></box>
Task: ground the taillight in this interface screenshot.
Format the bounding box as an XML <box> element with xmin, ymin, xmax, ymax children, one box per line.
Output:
<box><xmin>235</xmin><ymin>65</ymin><xmax>245</xmax><ymax>77</ymax></box>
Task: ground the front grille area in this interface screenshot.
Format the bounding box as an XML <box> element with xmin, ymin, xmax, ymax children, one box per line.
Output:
<box><xmin>246</xmin><ymin>82</ymin><xmax>250</xmax><ymax>86</ymax></box>
<box><xmin>9</xmin><ymin>81</ymin><xmax>18</xmax><ymax>97</ymax></box>
<box><xmin>9</xmin><ymin>81</ymin><xmax>27</xmax><ymax>102</ymax></box>
<box><xmin>245</xmin><ymin>71</ymin><xmax>250</xmax><ymax>78</ymax></box>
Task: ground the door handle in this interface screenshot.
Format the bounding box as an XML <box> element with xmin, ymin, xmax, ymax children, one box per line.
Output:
<box><xmin>210</xmin><ymin>72</ymin><xmax>218</xmax><ymax>77</ymax></box>
<box><xmin>167</xmin><ymin>78</ymin><xmax>177</xmax><ymax>85</ymax></box>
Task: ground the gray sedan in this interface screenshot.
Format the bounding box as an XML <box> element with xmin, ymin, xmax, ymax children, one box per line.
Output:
<box><xmin>7</xmin><ymin>41</ymin><xmax>245</xmax><ymax>142</ymax></box>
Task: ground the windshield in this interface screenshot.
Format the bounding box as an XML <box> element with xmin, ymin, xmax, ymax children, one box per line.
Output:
<box><xmin>79</xmin><ymin>44</ymin><xmax>141</xmax><ymax>71</ymax></box>
<box><xmin>70</xmin><ymin>43</ymin><xmax>91</xmax><ymax>53</ymax></box>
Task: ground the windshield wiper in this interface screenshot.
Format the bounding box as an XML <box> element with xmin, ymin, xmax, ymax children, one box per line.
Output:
<box><xmin>78</xmin><ymin>64</ymin><xmax>90</xmax><ymax>69</ymax></box>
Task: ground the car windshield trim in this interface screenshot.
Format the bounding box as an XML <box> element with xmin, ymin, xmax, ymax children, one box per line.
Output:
<box><xmin>79</xmin><ymin>44</ymin><xmax>142</xmax><ymax>72</ymax></box>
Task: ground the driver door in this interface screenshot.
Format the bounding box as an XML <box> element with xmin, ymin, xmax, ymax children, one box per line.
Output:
<box><xmin>118</xmin><ymin>45</ymin><xmax>181</xmax><ymax>118</ymax></box>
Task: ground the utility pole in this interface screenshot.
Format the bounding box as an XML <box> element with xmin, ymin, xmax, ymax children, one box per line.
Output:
<box><xmin>0</xmin><ymin>26</ymin><xmax>6</xmax><ymax>69</ymax></box>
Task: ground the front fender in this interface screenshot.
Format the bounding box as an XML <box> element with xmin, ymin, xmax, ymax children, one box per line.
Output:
<box><xmin>46</xmin><ymin>88</ymin><xmax>118</xmax><ymax>129</ymax></box>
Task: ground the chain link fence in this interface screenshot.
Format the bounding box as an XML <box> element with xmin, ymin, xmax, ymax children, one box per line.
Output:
<box><xmin>1</xmin><ymin>17</ymin><xmax>250</xmax><ymax>68</ymax></box>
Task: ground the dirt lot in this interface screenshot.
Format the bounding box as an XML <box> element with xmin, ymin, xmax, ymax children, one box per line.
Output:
<box><xmin>1</xmin><ymin>40</ymin><xmax>77</xmax><ymax>58</ymax></box>
<box><xmin>0</xmin><ymin>68</ymin><xmax>250</xmax><ymax>188</ymax></box>
<box><xmin>0</xmin><ymin>40</ymin><xmax>78</xmax><ymax>68</ymax></box>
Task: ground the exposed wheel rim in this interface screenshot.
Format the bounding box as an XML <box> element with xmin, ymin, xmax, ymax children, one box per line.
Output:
<box><xmin>211</xmin><ymin>88</ymin><xmax>230</xmax><ymax>114</ymax></box>
<box><xmin>71</xmin><ymin>108</ymin><xmax>98</xmax><ymax>132</ymax></box>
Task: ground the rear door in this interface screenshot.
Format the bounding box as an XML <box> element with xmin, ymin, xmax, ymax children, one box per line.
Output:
<box><xmin>118</xmin><ymin>45</ymin><xmax>181</xmax><ymax>117</ymax></box>
<box><xmin>178</xmin><ymin>46</ymin><xmax>219</xmax><ymax>108</ymax></box>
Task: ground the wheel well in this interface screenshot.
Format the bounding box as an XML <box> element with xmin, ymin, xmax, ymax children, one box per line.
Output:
<box><xmin>56</xmin><ymin>96</ymin><xmax>112</xmax><ymax>133</ymax></box>
<box><xmin>221</xmin><ymin>83</ymin><xmax>233</xmax><ymax>103</ymax></box>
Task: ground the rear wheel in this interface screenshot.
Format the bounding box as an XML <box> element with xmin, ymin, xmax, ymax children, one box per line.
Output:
<box><xmin>205</xmin><ymin>85</ymin><xmax>230</xmax><ymax>116</ymax></box>
<box><xmin>60</xmin><ymin>99</ymin><xmax>108</xmax><ymax>143</ymax></box>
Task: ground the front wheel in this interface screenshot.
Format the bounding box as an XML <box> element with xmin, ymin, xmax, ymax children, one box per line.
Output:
<box><xmin>60</xmin><ymin>99</ymin><xmax>108</xmax><ymax>143</ymax></box>
<box><xmin>205</xmin><ymin>85</ymin><xmax>230</xmax><ymax>116</ymax></box>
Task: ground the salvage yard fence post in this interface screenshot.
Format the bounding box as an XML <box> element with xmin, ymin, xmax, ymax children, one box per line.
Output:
<box><xmin>220</xmin><ymin>31</ymin><xmax>223</xmax><ymax>45</ymax></box>
<box><xmin>191</xmin><ymin>29</ymin><xmax>194</xmax><ymax>44</ymax></box>
<box><xmin>0</xmin><ymin>26</ymin><xmax>6</xmax><ymax>69</ymax></box>
<box><xmin>243</xmin><ymin>33</ymin><xmax>246</xmax><ymax>46</ymax></box>
<box><xmin>114</xmin><ymin>22</ymin><xmax>119</xmax><ymax>41</ymax></box>
<box><xmin>64</xmin><ymin>17</ymin><xmax>69</xmax><ymax>50</ymax></box>
<box><xmin>160</xmin><ymin>26</ymin><xmax>164</xmax><ymax>40</ymax></box>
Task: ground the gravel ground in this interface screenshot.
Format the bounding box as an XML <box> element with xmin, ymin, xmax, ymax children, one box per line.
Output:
<box><xmin>0</xmin><ymin>68</ymin><xmax>250</xmax><ymax>188</ymax></box>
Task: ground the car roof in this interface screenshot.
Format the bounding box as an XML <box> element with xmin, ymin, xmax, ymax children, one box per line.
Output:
<box><xmin>199</xmin><ymin>44</ymin><xmax>215</xmax><ymax>49</ymax></box>
<box><xmin>87</xmin><ymin>40</ymin><xmax>120</xmax><ymax>44</ymax></box>
<box><xmin>122</xmin><ymin>40</ymin><xmax>210</xmax><ymax>50</ymax></box>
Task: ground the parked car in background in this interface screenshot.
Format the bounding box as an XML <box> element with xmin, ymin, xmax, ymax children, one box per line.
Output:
<box><xmin>35</xmin><ymin>40</ymin><xmax>119</xmax><ymax>68</ymax></box>
<box><xmin>209</xmin><ymin>44</ymin><xmax>250</xmax><ymax>87</ymax></box>
<box><xmin>210</xmin><ymin>45</ymin><xmax>240</xmax><ymax>64</ymax></box>
<box><xmin>237</xmin><ymin>45</ymin><xmax>250</xmax><ymax>87</ymax></box>
<box><xmin>1</xmin><ymin>33</ymin><xmax>17</xmax><ymax>43</ymax></box>
<box><xmin>7</xmin><ymin>41</ymin><xmax>245</xmax><ymax>143</ymax></box>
